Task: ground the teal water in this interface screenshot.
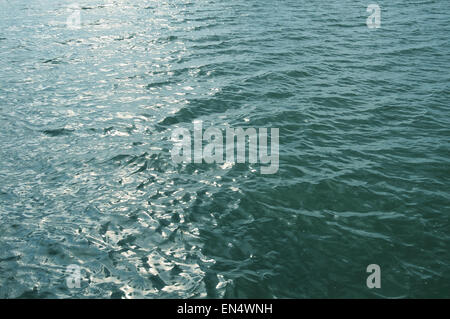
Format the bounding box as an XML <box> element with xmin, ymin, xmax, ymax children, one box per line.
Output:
<box><xmin>0</xmin><ymin>0</ymin><xmax>449</xmax><ymax>298</ymax></box>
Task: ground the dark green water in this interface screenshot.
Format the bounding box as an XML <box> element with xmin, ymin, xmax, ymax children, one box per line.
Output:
<box><xmin>0</xmin><ymin>0</ymin><xmax>449</xmax><ymax>298</ymax></box>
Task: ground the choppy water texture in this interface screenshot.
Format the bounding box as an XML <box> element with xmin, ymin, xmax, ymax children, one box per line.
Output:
<box><xmin>0</xmin><ymin>0</ymin><xmax>449</xmax><ymax>298</ymax></box>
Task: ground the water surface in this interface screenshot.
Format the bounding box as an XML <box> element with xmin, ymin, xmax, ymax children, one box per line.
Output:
<box><xmin>0</xmin><ymin>0</ymin><xmax>449</xmax><ymax>298</ymax></box>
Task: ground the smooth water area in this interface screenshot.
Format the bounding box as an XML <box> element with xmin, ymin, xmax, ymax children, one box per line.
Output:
<box><xmin>0</xmin><ymin>0</ymin><xmax>449</xmax><ymax>298</ymax></box>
